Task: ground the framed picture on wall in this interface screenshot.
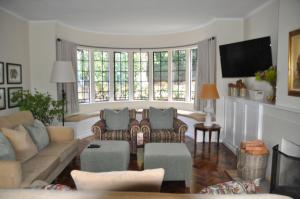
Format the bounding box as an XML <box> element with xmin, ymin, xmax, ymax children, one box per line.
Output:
<box><xmin>0</xmin><ymin>62</ymin><xmax>4</xmax><ymax>84</ymax></box>
<box><xmin>6</xmin><ymin>63</ymin><xmax>22</xmax><ymax>84</ymax></box>
<box><xmin>288</xmin><ymin>28</ymin><xmax>300</xmax><ymax>96</ymax></box>
<box><xmin>8</xmin><ymin>87</ymin><xmax>22</xmax><ymax>108</ymax></box>
<box><xmin>0</xmin><ymin>88</ymin><xmax>6</xmax><ymax>110</ymax></box>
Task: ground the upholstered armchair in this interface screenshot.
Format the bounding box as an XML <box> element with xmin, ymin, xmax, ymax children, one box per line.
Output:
<box><xmin>140</xmin><ymin>108</ymin><xmax>188</xmax><ymax>144</ymax></box>
<box><xmin>91</xmin><ymin>109</ymin><xmax>140</xmax><ymax>153</ymax></box>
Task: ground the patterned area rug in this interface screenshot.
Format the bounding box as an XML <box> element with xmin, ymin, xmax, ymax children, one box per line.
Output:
<box><xmin>200</xmin><ymin>180</ymin><xmax>256</xmax><ymax>194</ymax></box>
<box><xmin>224</xmin><ymin>169</ymin><xmax>270</xmax><ymax>193</ymax></box>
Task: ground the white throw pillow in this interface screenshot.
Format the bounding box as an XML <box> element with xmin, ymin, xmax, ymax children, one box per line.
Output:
<box><xmin>71</xmin><ymin>168</ymin><xmax>164</xmax><ymax>192</ymax></box>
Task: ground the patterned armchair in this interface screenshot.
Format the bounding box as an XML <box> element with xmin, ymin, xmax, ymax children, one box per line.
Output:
<box><xmin>140</xmin><ymin>108</ymin><xmax>188</xmax><ymax>144</ymax></box>
<box><xmin>91</xmin><ymin>109</ymin><xmax>140</xmax><ymax>153</ymax></box>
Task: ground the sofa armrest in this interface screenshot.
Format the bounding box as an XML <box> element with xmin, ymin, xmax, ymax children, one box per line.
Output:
<box><xmin>140</xmin><ymin>119</ymin><xmax>151</xmax><ymax>144</ymax></box>
<box><xmin>91</xmin><ymin>120</ymin><xmax>106</xmax><ymax>140</ymax></box>
<box><xmin>47</xmin><ymin>126</ymin><xmax>75</xmax><ymax>142</ymax></box>
<box><xmin>173</xmin><ymin>118</ymin><xmax>188</xmax><ymax>142</ymax></box>
<box><xmin>129</xmin><ymin>119</ymin><xmax>140</xmax><ymax>137</ymax></box>
<box><xmin>0</xmin><ymin>161</ymin><xmax>22</xmax><ymax>188</ymax></box>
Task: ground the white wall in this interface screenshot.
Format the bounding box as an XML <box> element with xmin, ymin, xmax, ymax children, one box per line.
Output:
<box><xmin>243</xmin><ymin>0</ymin><xmax>280</xmax><ymax>97</ymax></box>
<box><xmin>276</xmin><ymin>0</ymin><xmax>300</xmax><ymax>109</ymax></box>
<box><xmin>0</xmin><ymin>9</ymin><xmax>30</xmax><ymax>116</ymax></box>
<box><xmin>29</xmin><ymin>21</ymin><xmax>57</xmax><ymax>98</ymax></box>
<box><xmin>262</xmin><ymin>105</ymin><xmax>300</xmax><ymax>178</ymax></box>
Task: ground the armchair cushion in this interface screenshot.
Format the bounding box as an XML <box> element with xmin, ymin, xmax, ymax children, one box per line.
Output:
<box><xmin>149</xmin><ymin>107</ymin><xmax>174</xmax><ymax>129</ymax></box>
<box><xmin>104</xmin><ymin>108</ymin><xmax>129</xmax><ymax>130</ymax></box>
<box><xmin>0</xmin><ymin>133</ymin><xmax>16</xmax><ymax>160</ymax></box>
<box><xmin>24</xmin><ymin>120</ymin><xmax>49</xmax><ymax>151</ymax></box>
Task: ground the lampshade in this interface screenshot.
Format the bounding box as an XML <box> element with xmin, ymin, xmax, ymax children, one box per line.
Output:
<box><xmin>198</xmin><ymin>84</ymin><xmax>220</xmax><ymax>100</ymax></box>
<box><xmin>50</xmin><ymin>61</ymin><xmax>75</xmax><ymax>83</ymax></box>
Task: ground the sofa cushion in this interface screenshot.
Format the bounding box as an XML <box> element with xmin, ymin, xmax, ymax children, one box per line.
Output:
<box><xmin>24</xmin><ymin>120</ymin><xmax>50</xmax><ymax>151</ymax></box>
<box><xmin>21</xmin><ymin>155</ymin><xmax>59</xmax><ymax>188</ymax></box>
<box><xmin>1</xmin><ymin>125</ymin><xmax>38</xmax><ymax>163</ymax></box>
<box><xmin>0</xmin><ymin>111</ymin><xmax>34</xmax><ymax>129</ymax></box>
<box><xmin>71</xmin><ymin>168</ymin><xmax>165</xmax><ymax>192</ymax></box>
<box><xmin>104</xmin><ymin>108</ymin><xmax>129</xmax><ymax>130</ymax></box>
<box><xmin>38</xmin><ymin>140</ymin><xmax>78</xmax><ymax>162</ymax></box>
<box><xmin>149</xmin><ymin>107</ymin><xmax>174</xmax><ymax>129</ymax></box>
<box><xmin>0</xmin><ymin>132</ymin><xmax>16</xmax><ymax>160</ymax></box>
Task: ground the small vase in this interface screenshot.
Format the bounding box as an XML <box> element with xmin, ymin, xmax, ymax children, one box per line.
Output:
<box><xmin>267</xmin><ymin>86</ymin><xmax>276</xmax><ymax>103</ymax></box>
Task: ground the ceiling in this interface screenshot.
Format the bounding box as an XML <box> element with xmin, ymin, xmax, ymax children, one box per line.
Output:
<box><xmin>0</xmin><ymin>0</ymin><xmax>270</xmax><ymax>35</ymax></box>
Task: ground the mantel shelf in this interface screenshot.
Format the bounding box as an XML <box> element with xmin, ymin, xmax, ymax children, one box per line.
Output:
<box><xmin>225</xmin><ymin>96</ymin><xmax>300</xmax><ymax>114</ymax></box>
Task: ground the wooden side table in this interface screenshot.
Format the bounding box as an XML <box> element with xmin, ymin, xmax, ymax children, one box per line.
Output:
<box><xmin>194</xmin><ymin>123</ymin><xmax>221</xmax><ymax>155</ymax></box>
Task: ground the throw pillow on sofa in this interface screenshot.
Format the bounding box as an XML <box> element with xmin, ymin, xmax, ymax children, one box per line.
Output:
<box><xmin>104</xmin><ymin>108</ymin><xmax>129</xmax><ymax>130</ymax></box>
<box><xmin>149</xmin><ymin>107</ymin><xmax>174</xmax><ymax>129</ymax></box>
<box><xmin>24</xmin><ymin>119</ymin><xmax>49</xmax><ymax>151</ymax></box>
<box><xmin>0</xmin><ymin>132</ymin><xmax>16</xmax><ymax>160</ymax></box>
<box><xmin>71</xmin><ymin>168</ymin><xmax>165</xmax><ymax>192</ymax></box>
<box><xmin>1</xmin><ymin>125</ymin><xmax>38</xmax><ymax>163</ymax></box>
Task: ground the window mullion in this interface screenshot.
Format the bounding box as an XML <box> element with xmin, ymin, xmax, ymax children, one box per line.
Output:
<box><xmin>186</xmin><ymin>49</ymin><xmax>191</xmax><ymax>102</ymax></box>
<box><xmin>149</xmin><ymin>51</ymin><xmax>153</xmax><ymax>101</ymax></box>
<box><xmin>90</xmin><ymin>49</ymin><xmax>95</xmax><ymax>103</ymax></box>
<box><xmin>168</xmin><ymin>50</ymin><xmax>172</xmax><ymax>101</ymax></box>
<box><xmin>128</xmin><ymin>52</ymin><xmax>134</xmax><ymax>101</ymax></box>
<box><xmin>109</xmin><ymin>51</ymin><xmax>114</xmax><ymax>101</ymax></box>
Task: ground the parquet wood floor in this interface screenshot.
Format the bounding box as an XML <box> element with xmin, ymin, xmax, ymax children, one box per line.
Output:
<box><xmin>56</xmin><ymin>136</ymin><xmax>236</xmax><ymax>193</ymax></box>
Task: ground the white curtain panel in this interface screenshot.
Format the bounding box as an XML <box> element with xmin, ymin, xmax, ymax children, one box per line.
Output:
<box><xmin>194</xmin><ymin>37</ymin><xmax>217</xmax><ymax>111</ymax></box>
<box><xmin>56</xmin><ymin>39</ymin><xmax>79</xmax><ymax>114</ymax></box>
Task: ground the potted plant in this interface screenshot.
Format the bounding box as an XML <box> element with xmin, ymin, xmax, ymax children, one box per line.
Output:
<box><xmin>11</xmin><ymin>90</ymin><xmax>63</xmax><ymax>125</ymax></box>
<box><xmin>255</xmin><ymin>66</ymin><xmax>277</xmax><ymax>102</ymax></box>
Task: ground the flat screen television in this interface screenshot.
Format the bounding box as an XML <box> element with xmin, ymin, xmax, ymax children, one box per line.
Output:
<box><xmin>219</xmin><ymin>36</ymin><xmax>272</xmax><ymax>77</ymax></box>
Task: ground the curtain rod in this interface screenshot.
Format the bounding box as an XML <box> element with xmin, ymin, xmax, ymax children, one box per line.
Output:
<box><xmin>56</xmin><ymin>37</ymin><xmax>215</xmax><ymax>50</ymax></box>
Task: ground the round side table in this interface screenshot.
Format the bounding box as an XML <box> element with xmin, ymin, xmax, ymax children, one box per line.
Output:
<box><xmin>194</xmin><ymin>123</ymin><xmax>221</xmax><ymax>155</ymax></box>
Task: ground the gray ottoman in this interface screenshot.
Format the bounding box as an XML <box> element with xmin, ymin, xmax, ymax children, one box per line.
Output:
<box><xmin>80</xmin><ymin>140</ymin><xmax>130</xmax><ymax>172</ymax></box>
<box><xmin>144</xmin><ymin>143</ymin><xmax>192</xmax><ymax>187</ymax></box>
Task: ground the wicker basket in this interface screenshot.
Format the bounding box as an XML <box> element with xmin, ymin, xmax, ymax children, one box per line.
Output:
<box><xmin>237</xmin><ymin>149</ymin><xmax>268</xmax><ymax>181</ymax></box>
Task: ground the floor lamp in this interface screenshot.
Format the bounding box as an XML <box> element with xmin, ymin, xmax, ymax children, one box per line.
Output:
<box><xmin>198</xmin><ymin>84</ymin><xmax>219</xmax><ymax>127</ymax></box>
<box><xmin>51</xmin><ymin>61</ymin><xmax>75</xmax><ymax>126</ymax></box>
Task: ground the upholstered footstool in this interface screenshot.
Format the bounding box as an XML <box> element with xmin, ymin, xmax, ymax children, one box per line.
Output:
<box><xmin>144</xmin><ymin>143</ymin><xmax>192</xmax><ymax>187</ymax></box>
<box><xmin>80</xmin><ymin>140</ymin><xmax>130</xmax><ymax>172</ymax></box>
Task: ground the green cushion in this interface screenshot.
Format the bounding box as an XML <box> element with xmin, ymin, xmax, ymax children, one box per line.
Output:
<box><xmin>24</xmin><ymin>119</ymin><xmax>49</xmax><ymax>151</ymax></box>
<box><xmin>104</xmin><ymin>108</ymin><xmax>129</xmax><ymax>130</ymax></box>
<box><xmin>0</xmin><ymin>132</ymin><xmax>16</xmax><ymax>160</ymax></box>
<box><xmin>149</xmin><ymin>107</ymin><xmax>174</xmax><ymax>129</ymax></box>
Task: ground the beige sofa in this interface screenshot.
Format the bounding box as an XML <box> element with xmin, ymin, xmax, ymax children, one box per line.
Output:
<box><xmin>0</xmin><ymin>111</ymin><xmax>79</xmax><ymax>188</ymax></box>
<box><xmin>0</xmin><ymin>190</ymin><xmax>292</xmax><ymax>199</ymax></box>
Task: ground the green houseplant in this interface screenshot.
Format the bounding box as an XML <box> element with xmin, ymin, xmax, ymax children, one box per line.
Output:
<box><xmin>11</xmin><ymin>90</ymin><xmax>64</xmax><ymax>125</ymax></box>
<box><xmin>255</xmin><ymin>66</ymin><xmax>277</xmax><ymax>102</ymax></box>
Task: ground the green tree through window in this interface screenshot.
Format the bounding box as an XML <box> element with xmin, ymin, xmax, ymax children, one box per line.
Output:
<box><xmin>77</xmin><ymin>49</ymin><xmax>90</xmax><ymax>103</ymax></box>
<box><xmin>172</xmin><ymin>50</ymin><xmax>186</xmax><ymax>101</ymax></box>
<box><xmin>114</xmin><ymin>52</ymin><xmax>129</xmax><ymax>100</ymax></box>
<box><xmin>94</xmin><ymin>51</ymin><xmax>109</xmax><ymax>102</ymax></box>
<box><xmin>153</xmin><ymin>52</ymin><xmax>168</xmax><ymax>100</ymax></box>
<box><xmin>133</xmin><ymin>52</ymin><xmax>149</xmax><ymax>100</ymax></box>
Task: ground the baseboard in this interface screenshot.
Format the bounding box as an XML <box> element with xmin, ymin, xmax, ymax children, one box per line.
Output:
<box><xmin>223</xmin><ymin>141</ymin><xmax>237</xmax><ymax>155</ymax></box>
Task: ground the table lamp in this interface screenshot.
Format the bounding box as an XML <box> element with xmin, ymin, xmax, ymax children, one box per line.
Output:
<box><xmin>198</xmin><ymin>83</ymin><xmax>219</xmax><ymax>127</ymax></box>
<box><xmin>50</xmin><ymin>61</ymin><xmax>75</xmax><ymax>126</ymax></box>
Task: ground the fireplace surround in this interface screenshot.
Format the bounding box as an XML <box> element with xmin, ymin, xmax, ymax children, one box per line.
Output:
<box><xmin>270</xmin><ymin>145</ymin><xmax>300</xmax><ymax>198</ymax></box>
